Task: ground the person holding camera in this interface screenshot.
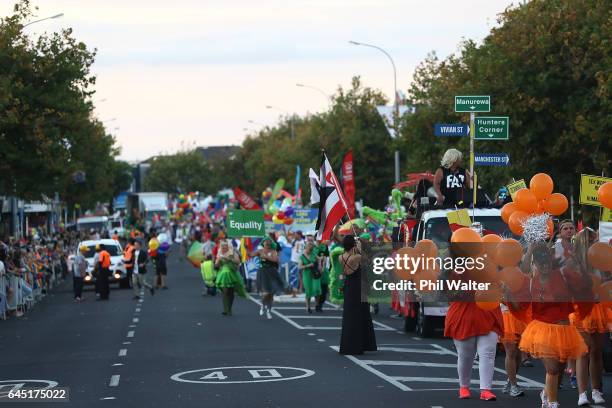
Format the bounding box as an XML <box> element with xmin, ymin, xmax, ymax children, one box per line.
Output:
<box><xmin>299</xmin><ymin>241</ymin><xmax>322</xmax><ymax>314</ymax></box>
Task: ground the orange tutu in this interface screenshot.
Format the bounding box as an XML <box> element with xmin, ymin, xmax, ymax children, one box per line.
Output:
<box><xmin>572</xmin><ymin>304</ymin><xmax>612</xmax><ymax>334</ymax></box>
<box><xmin>500</xmin><ymin>311</ymin><xmax>527</xmax><ymax>343</ymax></box>
<box><xmin>519</xmin><ymin>320</ymin><xmax>587</xmax><ymax>362</ymax></box>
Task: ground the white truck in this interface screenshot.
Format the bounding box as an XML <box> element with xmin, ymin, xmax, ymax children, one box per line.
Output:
<box><xmin>76</xmin><ymin>216</ymin><xmax>109</xmax><ymax>233</ymax></box>
<box><xmin>127</xmin><ymin>192</ymin><xmax>169</xmax><ymax>221</ymax></box>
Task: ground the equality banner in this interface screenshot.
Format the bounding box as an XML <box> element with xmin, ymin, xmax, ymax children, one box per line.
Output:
<box><xmin>226</xmin><ymin>210</ymin><xmax>265</xmax><ymax>238</ymax></box>
<box><xmin>233</xmin><ymin>187</ymin><xmax>261</xmax><ymax>210</ymax></box>
<box><xmin>342</xmin><ymin>150</ymin><xmax>356</xmax><ymax>219</ymax></box>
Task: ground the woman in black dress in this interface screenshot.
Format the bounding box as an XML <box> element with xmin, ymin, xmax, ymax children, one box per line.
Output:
<box><xmin>253</xmin><ymin>237</ymin><xmax>283</xmax><ymax>319</ymax></box>
<box><xmin>339</xmin><ymin>235</ymin><xmax>377</xmax><ymax>355</ymax></box>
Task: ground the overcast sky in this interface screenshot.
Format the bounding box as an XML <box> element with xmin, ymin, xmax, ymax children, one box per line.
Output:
<box><xmin>3</xmin><ymin>0</ymin><xmax>517</xmax><ymax>161</ymax></box>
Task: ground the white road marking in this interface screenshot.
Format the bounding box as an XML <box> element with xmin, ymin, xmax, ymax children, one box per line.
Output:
<box><xmin>412</xmin><ymin>337</ymin><xmax>422</xmax><ymax>341</ymax></box>
<box><xmin>324</xmin><ymin>301</ymin><xmax>340</xmax><ymax>309</ymax></box>
<box><xmin>109</xmin><ymin>375</ymin><xmax>120</xmax><ymax>387</ymax></box>
<box><xmin>284</xmin><ymin>315</ymin><xmax>341</xmax><ymax>319</ymax></box>
<box><xmin>247</xmin><ymin>295</ymin><xmax>302</xmax><ymax>329</ymax></box>
<box><xmin>330</xmin><ymin>346</ymin><xmax>412</xmax><ymax>391</ymax></box>
<box><xmin>101</xmin><ymin>397</ymin><xmax>116</xmax><ymax>400</ymax></box>
<box><xmin>122</xmin><ymin>341</ymin><xmax>131</xmax><ymax>345</ymax></box>
<box><xmin>138</xmin><ymin>299</ymin><xmax>143</xmax><ymax>303</ymax></box>
<box><xmin>127</xmin><ymin>331</ymin><xmax>134</xmax><ymax>338</ymax></box>
<box><xmin>317</xmin><ymin>339</ymin><xmax>326</xmax><ymax>342</ymax></box>
<box><xmin>307</xmin><ymin>333</ymin><xmax>316</xmax><ymax>336</ymax></box>
<box><xmin>132</xmin><ymin>318</ymin><xmax>139</xmax><ymax>323</ymax></box>
<box><xmin>392</xmin><ymin>377</ymin><xmax>534</xmax><ymax>388</ymax></box>
<box><xmin>118</xmin><ymin>349</ymin><xmax>127</xmax><ymax>357</ymax></box>
<box><xmin>135</xmin><ymin>308</ymin><xmax>141</xmax><ymax>312</ymax></box>
<box><xmin>112</xmin><ymin>363</ymin><xmax>124</xmax><ymax>366</ymax></box>
<box><xmin>377</xmin><ymin>346</ymin><xmax>453</xmax><ymax>355</ymax></box>
<box><xmin>129</xmin><ymin>325</ymin><xmax>137</xmax><ymax>328</ymax></box>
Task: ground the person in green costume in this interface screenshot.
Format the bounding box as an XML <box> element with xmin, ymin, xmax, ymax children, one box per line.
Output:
<box><xmin>214</xmin><ymin>240</ymin><xmax>246</xmax><ymax>316</ymax></box>
<box><xmin>299</xmin><ymin>242</ymin><xmax>322</xmax><ymax>313</ymax></box>
<box><xmin>315</xmin><ymin>242</ymin><xmax>330</xmax><ymax>312</ymax></box>
<box><xmin>328</xmin><ymin>227</ymin><xmax>345</xmax><ymax>305</ymax></box>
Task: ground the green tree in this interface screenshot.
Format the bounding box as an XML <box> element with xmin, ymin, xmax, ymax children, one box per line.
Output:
<box><xmin>144</xmin><ymin>149</ymin><xmax>214</xmax><ymax>194</ymax></box>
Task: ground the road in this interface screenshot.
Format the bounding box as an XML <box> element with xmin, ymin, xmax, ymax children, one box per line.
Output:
<box><xmin>1</xmin><ymin>250</ymin><xmax>609</xmax><ymax>408</ymax></box>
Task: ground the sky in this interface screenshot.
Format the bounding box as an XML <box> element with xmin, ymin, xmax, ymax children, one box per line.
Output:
<box><xmin>2</xmin><ymin>0</ymin><xmax>518</xmax><ymax>161</ymax></box>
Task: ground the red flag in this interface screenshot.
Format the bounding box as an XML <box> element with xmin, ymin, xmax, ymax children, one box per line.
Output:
<box><xmin>233</xmin><ymin>187</ymin><xmax>261</xmax><ymax>210</ymax></box>
<box><xmin>342</xmin><ymin>150</ymin><xmax>356</xmax><ymax>219</ymax></box>
<box><xmin>316</xmin><ymin>153</ymin><xmax>348</xmax><ymax>241</ymax></box>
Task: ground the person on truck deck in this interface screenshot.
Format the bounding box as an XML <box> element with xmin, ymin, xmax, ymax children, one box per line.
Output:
<box><xmin>434</xmin><ymin>149</ymin><xmax>472</xmax><ymax>207</ymax></box>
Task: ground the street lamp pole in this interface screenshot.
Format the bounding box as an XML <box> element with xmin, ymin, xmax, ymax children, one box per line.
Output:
<box><xmin>266</xmin><ymin>105</ymin><xmax>294</xmax><ymax>140</ymax></box>
<box><xmin>22</xmin><ymin>13</ymin><xmax>64</xmax><ymax>28</ymax></box>
<box><xmin>349</xmin><ymin>40</ymin><xmax>401</xmax><ymax>184</ymax></box>
<box><xmin>296</xmin><ymin>83</ymin><xmax>331</xmax><ymax>103</ymax></box>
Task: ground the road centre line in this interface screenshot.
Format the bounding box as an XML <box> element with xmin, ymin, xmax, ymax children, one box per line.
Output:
<box><xmin>109</xmin><ymin>375</ymin><xmax>120</xmax><ymax>387</ymax></box>
<box><xmin>330</xmin><ymin>346</ymin><xmax>412</xmax><ymax>391</ymax></box>
<box><xmin>133</xmin><ymin>318</ymin><xmax>139</xmax><ymax>323</ymax></box>
<box><xmin>118</xmin><ymin>349</ymin><xmax>127</xmax><ymax>357</ymax></box>
<box><xmin>127</xmin><ymin>331</ymin><xmax>134</xmax><ymax>338</ymax></box>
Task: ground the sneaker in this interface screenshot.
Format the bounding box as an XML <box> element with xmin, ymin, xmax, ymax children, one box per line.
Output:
<box><xmin>266</xmin><ymin>309</ymin><xmax>273</xmax><ymax>320</ymax></box>
<box><xmin>260</xmin><ymin>305</ymin><xmax>265</xmax><ymax>316</ymax></box>
<box><xmin>540</xmin><ymin>389</ymin><xmax>548</xmax><ymax>408</ymax></box>
<box><xmin>592</xmin><ymin>389</ymin><xmax>605</xmax><ymax>404</ymax></box>
<box><xmin>459</xmin><ymin>387</ymin><xmax>470</xmax><ymax>399</ymax></box>
<box><xmin>509</xmin><ymin>384</ymin><xmax>525</xmax><ymax>397</ymax></box>
<box><xmin>547</xmin><ymin>402</ymin><xmax>560</xmax><ymax>408</ymax></box>
<box><xmin>521</xmin><ymin>358</ymin><xmax>534</xmax><ymax>367</ymax></box>
<box><xmin>569</xmin><ymin>375</ymin><xmax>577</xmax><ymax>389</ymax></box>
<box><xmin>480</xmin><ymin>390</ymin><xmax>496</xmax><ymax>401</ymax></box>
<box><xmin>577</xmin><ymin>391</ymin><xmax>589</xmax><ymax>406</ymax></box>
<box><xmin>502</xmin><ymin>381</ymin><xmax>511</xmax><ymax>394</ymax></box>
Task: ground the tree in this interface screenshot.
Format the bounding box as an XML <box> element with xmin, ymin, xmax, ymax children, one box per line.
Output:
<box><xmin>144</xmin><ymin>149</ymin><xmax>214</xmax><ymax>194</ymax></box>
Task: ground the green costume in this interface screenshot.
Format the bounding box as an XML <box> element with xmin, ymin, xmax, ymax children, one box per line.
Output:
<box><xmin>200</xmin><ymin>260</ymin><xmax>216</xmax><ymax>287</ymax></box>
<box><xmin>300</xmin><ymin>251</ymin><xmax>321</xmax><ymax>298</ymax></box>
<box><xmin>329</xmin><ymin>243</ymin><xmax>345</xmax><ymax>305</ymax></box>
<box><xmin>215</xmin><ymin>258</ymin><xmax>246</xmax><ymax>298</ymax></box>
<box><xmin>315</xmin><ymin>244</ymin><xmax>330</xmax><ymax>286</ymax></box>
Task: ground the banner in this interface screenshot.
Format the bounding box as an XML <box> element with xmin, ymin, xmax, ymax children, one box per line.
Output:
<box><xmin>226</xmin><ymin>210</ymin><xmax>265</xmax><ymax>238</ymax></box>
<box><xmin>447</xmin><ymin>209</ymin><xmax>471</xmax><ymax>227</ymax></box>
<box><xmin>233</xmin><ymin>187</ymin><xmax>261</xmax><ymax>210</ymax></box>
<box><xmin>342</xmin><ymin>150</ymin><xmax>356</xmax><ymax>219</ymax></box>
<box><xmin>579</xmin><ymin>174</ymin><xmax>612</xmax><ymax>207</ymax></box>
<box><xmin>506</xmin><ymin>179</ymin><xmax>527</xmax><ymax>201</ymax></box>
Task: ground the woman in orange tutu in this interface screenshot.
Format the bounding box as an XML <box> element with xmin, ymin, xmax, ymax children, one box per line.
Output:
<box><xmin>572</xmin><ymin>228</ymin><xmax>608</xmax><ymax>406</ymax></box>
<box><xmin>500</xmin><ymin>300</ymin><xmax>529</xmax><ymax>397</ymax></box>
<box><xmin>515</xmin><ymin>242</ymin><xmax>591</xmax><ymax>408</ymax></box>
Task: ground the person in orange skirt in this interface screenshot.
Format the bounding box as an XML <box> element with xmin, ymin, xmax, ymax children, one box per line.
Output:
<box><xmin>571</xmin><ymin>228</ymin><xmax>608</xmax><ymax>406</ymax></box>
<box><xmin>445</xmin><ymin>266</ymin><xmax>503</xmax><ymax>401</ymax></box>
<box><xmin>500</xmin><ymin>301</ymin><xmax>528</xmax><ymax>397</ymax></box>
<box><xmin>515</xmin><ymin>242</ymin><xmax>591</xmax><ymax>408</ymax></box>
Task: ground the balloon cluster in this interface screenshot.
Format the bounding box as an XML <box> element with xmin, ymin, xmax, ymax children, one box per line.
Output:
<box><xmin>501</xmin><ymin>173</ymin><xmax>567</xmax><ymax>236</ymax></box>
<box><xmin>599</xmin><ymin>182</ymin><xmax>612</xmax><ymax>209</ymax></box>
<box><xmin>148</xmin><ymin>234</ymin><xmax>170</xmax><ymax>257</ymax></box>
<box><xmin>268</xmin><ymin>197</ymin><xmax>294</xmax><ymax>225</ymax></box>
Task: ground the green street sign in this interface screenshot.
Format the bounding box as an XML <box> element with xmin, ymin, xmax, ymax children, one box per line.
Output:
<box><xmin>474</xmin><ymin>116</ymin><xmax>509</xmax><ymax>140</ymax></box>
<box><xmin>455</xmin><ymin>95</ymin><xmax>491</xmax><ymax>112</ymax></box>
<box><xmin>226</xmin><ymin>210</ymin><xmax>266</xmax><ymax>238</ymax></box>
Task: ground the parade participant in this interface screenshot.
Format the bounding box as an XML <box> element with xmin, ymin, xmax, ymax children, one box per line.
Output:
<box><xmin>554</xmin><ymin>219</ymin><xmax>576</xmax><ymax>263</ymax></box>
<box><xmin>315</xmin><ymin>241</ymin><xmax>330</xmax><ymax>312</ymax></box>
<box><xmin>433</xmin><ymin>148</ymin><xmax>472</xmax><ymax>207</ymax></box>
<box><xmin>328</xmin><ymin>227</ymin><xmax>345</xmax><ymax>305</ymax></box>
<box><xmin>444</xmin><ymin>261</ymin><xmax>503</xmax><ymax>401</ymax></box>
<box><xmin>298</xmin><ymin>241</ymin><xmax>322</xmax><ymax>314</ymax></box>
<box><xmin>500</xmin><ymin>301</ymin><xmax>528</xmax><ymax>396</ymax></box>
<box><xmin>214</xmin><ymin>239</ymin><xmax>245</xmax><ymax>316</ymax></box>
<box><xmin>339</xmin><ymin>235</ymin><xmax>376</xmax><ymax>355</ymax></box>
<box><xmin>123</xmin><ymin>238</ymin><xmax>136</xmax><ymax>289</ymax></box>
<box><xmin>253</xmin><ymin>237</ymin><xmax>283</xmax><ymax>319</ymax></box>
<box><xmin>154</xmin><ymin>248</ymin><xmax>168</xmax><ymax>290</ymax></box>
<box><xmin>73</xmin><ymin>245</ymin><xmax>88</xmax><ymax>302</ymax></box>
<box><xmin>289</xmin><ymin>231</ymin><xmax>305</xmax><ymax>295</ymax></box>
<box><xmin>517</xmin><ymin>242</ymin><xmax>591</xmax><ymax>408</ymax></box>
<box><xmin>572</xmin><ymin>228</ymin><xmax>607</xmax><ymax>406</ymax></box>
<box><xmin>95</xmin><ymin>244</ymin><xmax>111</xmax><ymax>300</ymax></box>
<box><xmin>131</xmin><ymin>240</ymin><xmax>154</xmax><ymax>299</ymax></box>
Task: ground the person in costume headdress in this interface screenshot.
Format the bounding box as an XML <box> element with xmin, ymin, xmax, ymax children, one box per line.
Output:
<box><xmin>214</xmin><ymin>240</ymin><xmax>245</xmax><ymax>316</ymax></box>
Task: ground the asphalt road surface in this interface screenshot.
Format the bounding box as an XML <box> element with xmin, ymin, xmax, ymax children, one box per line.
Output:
<box><xmin>1</xmin><ymin>250</ymin><xmax>609</xmax><ymax>408</ymax></box>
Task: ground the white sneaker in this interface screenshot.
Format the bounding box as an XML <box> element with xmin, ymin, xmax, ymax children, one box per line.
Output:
<box><xmin>540</xmin><ymin>390</ymin><xmax>548</xmax><ymax>408</ymax></box>
<box><xmin>577</xmin><ymin>391</ymin><xmax>590</xmax><ymax>406</ymax></box>
<box><xmin>259</xmin><ymin>305</ymin><xmax>265</xmax><ymax>316</ymax></box>
<box><xmin>502</xmin><ymin>381</ymin><xmax>510</xmax><ymax>394</ymax></box>
<box><xmin>509</xmin><ymin>384</ymin><xmax>524</xmax><ymax>397</ymax></box>
<box><xmin>592</xmin><ymin>389</ymin><xmax>605</xmax><ymax>404</ymax></box>
<box><xmin>547</xmin><ymin>402</ymin><xmax>560</xmax><ymax>408</ymax></box>
<box><xmin>266</xmin><ymin>309</ymin><xmax>272</xmax><ymax>319</ymax></box>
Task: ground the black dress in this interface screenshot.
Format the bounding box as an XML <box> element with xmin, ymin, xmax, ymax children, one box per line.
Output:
<box><xmin>339</xmin><ymin>264</ymin><xmax>377</xmax><ymax>355</ymax></box>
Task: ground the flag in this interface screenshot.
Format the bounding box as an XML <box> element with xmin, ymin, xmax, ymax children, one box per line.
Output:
<box><xmin>315</xmin><ymin>153</ymin><xmax>348</xmax><ymax>241</ymax></box>
<box><xmin>342</xmin><ymin>150</ymin><xmax>356</xmax><ymax>219</ymax></box>
<box><xmin>233</xmin><ymin>187</ymin><xmax>261</xmax><ymax>210</ymax></box>
<box><xmin>309</xmin><ymin>168</ymin><xmax>320</xmax><ymax>205</ymax></box>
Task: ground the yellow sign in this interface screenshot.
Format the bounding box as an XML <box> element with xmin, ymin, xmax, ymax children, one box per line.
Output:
<box><xmin>507</xmin><ymin>179</ymin><xmax>527</xmax><ymax>201</ymax></box>
<box><xmin>579</xmin><ymin>174</ymin><xmax>612</xmax><ymax>207</ymax></box>
<box><xmin>603</xmin><ymin>208</ymin><xmax>612</xmax><ymax>223</ymax></box>
<box><xmin>447</xmin><ymin>209</ymin><xmax>472</xmax><ymax>227</ymax></box>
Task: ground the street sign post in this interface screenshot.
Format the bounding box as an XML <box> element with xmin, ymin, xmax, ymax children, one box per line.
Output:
<box><xmin>474</xmin><ymin>117</ymin><xmax>509</xmax><ymax>140</ymax></box>
<box><xmin>474</xmin><ymin>153</ymin><xmax>510</xmax><ymax>166</ymax></box>
<box><xmin>434</xmin><ymin>123</ymin><xmax>469</xmax><ymax>137</ymax></box>
<box><xmin>455</xmin><ymin>96</ymin><xmax>490</xmax><ymax>112</ymax></box>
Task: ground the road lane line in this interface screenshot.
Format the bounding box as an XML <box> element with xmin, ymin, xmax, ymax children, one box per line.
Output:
<box><xmin>133</xmin><ymin>318</ymin><xmax>139</xmax><ymax>323</ymax></box>
<box><xmin>307</xmin><ymin>333</ymin><xmax>316</xmax><ymax>336</ymax></box>
<box><xmin>392</xmin><ymin>377</ymin><xmax>534</xmax><ymax>388</ymax></box>
<box><xmin>123</xmin><ymin>341</ymin><xmax>131</xmax><ymax>345</ymax></box>
<box><xmin>317</xmin><ymin>339</ymin><xmax>326</xmax><ymax>342</ymax></box>
<box><xmin>112</xmin><ymin>363</ymin><xmax>124</xmax><ymax>366</ymax></box>
<box><xmin>129</xmin><ymin>325</ymin><xmax>137</xmax><ymax>328</ymax></box>
<box><xmin>247</xmin><ymin>295</ymin><xmax>303</xmax><ymax>329</ymax></box>
<box><xmin>330</xmin><ymin>346</ymin><xmax>412</xmax><ymax>391</ymax></box>
<box><xmin>118</xmin><ymin>349</ymin><xmax>127</xmax><ymax>357</ymax></box>
<box><xmin>127</xmin><ymin>331</ymin><xmax>134</xmax><ymax>338</ymax></box>
<box><xmin>101</xmin><ymin>397</ymin><xmax>116</xmax><ymax>400</ymax></box>
<box><xmin>135</xmin><ymin>308</ymin><xmax>141</xmax><ymax>312</ymax></box>
<box><xmin>109</xmin><ymin>375</ymin><xmax>120</xmax><ymax>387</ymax></box>
<box><xmin>376</xmin><ymin>346</ymin><xmax>452</xmax><ymax>354</ymax></box>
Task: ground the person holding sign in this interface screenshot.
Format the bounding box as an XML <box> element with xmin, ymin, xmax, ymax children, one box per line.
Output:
<box><xmin>214</xmin><ymin>240</ymin><xmax>245</xmax><ymax>316</ymax></box>
<box><xmin>253</xmin><ymin>237</ymin><xmax>283</xmax><ymax>319</ymax></box>
<box><xmin>434</xmin><ymin>149</ymin><xmax>472</xmax><ymax>207</ymax></box>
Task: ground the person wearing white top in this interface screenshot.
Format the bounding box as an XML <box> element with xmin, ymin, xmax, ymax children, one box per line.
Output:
<box><xmin>131</xmin><ymin>241</ymin><xmax>155</xmax><ymax>299</ymax></box>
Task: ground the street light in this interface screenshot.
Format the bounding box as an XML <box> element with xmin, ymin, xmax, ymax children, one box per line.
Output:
<box><xmin>23</xmin><ymin>13</ymin><xmax>64</xmax><ymax>28</ymax></box>
<box><xmin>349</xmin><ymin>40</ymin><xmax>401</xmax><ymax>184</ymax></box>
<box><xmin>296</xmin><ymin>83</ymin><xmax>331</xmax><ymax>101</ymax></box>
<box><xmin>102</xmin><ymin>117</ymin><xmax>117</xmax><ymax>123</ymax></box>
<box><xmin>266</xmin><ymin>105</ymin><xmax>295</xmax><ymax>139</ymax></box>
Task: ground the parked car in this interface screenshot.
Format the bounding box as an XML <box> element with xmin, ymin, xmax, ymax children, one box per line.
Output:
<box><xmin>76</xmin><ymin>239</ymin><xmax>129</xmax><ymax>288</ymax></box>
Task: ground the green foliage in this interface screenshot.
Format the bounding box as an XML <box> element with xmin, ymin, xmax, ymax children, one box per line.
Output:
<box><xmin>144</xmin><ymin>149</ymin><xmax>216</xmax><ymax>194</ymax></box>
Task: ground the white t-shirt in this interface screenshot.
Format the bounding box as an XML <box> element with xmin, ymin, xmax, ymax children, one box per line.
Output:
<box><xmin>291</xmin><ymin>239</ymin><xmax>305</xmax><ymax>263</ymax></box>
<box><xmin>133</xmin><ymin>250</ymin><xmax>141</xmax><ymax>274</ymax></box>
<box><xmin>0</xmin><ymin>260</ymin><xmax>4</xmax><ymax>276</ymax></box>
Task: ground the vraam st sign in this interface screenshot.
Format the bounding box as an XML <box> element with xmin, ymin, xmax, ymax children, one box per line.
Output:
<box><xmin>474</xmin><ymin>153</ymin><xmax>510</xmax><ymax>166</ymax></box>
<box><xmin>474</xmin><ymin>117</ymin><xmax>509</xmax><ymax>140</ymax></box>
<box><xmin>454</xmin><ymin>95</ymin><xmax>490</xmax><ymax>112</ymax></box>
<box><xmin>434</xmin><ymin>123</ymin><xmax>469</xmax><ymax>137</ymax></box>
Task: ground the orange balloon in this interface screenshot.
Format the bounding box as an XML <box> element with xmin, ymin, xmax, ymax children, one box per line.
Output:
<box><xmin>475</xmin><ymin>285</ymin><xmax>502</xmax><ymax>310</ymax></box>
<box><xmin>451</xmin><ymin>227</ymin><xmax>482</xmax><ymax>243</ymax></box>
<box><xmin>501</xmin><ymin>202</ymin><xmax>517</xmax><ymax>224</ymax></box>
<box><xmin>529</xmin><ymin>173</ymin><xmax>554</xmax><ymax>200</ymax></box>
<box><xmin>415</xmin><ymin>239</ymin><xmax>438</xmax><ymax>259</ymax></box>
<box><xmin>494</xmin><ymin>238</ymin><xmax>524</xmax><ymax>267</ymax></box>
<box><xmin>395</xmin><ymin>246</ymin><xmax>418</xmax><ymax>279</ymax></box>
<box><xmin>482</xmin><ymin>234</ymin><xmax>502</xmax><ymax>258</ymax></box>
<box><xmin>587</xmin><ymin>242</ymin><xmax>612</xmax><ymax>271</ymax></box>
<box><xmin>598</xmin><ymin>182</ymin><xmax>612</xmax><ymax>209</ymax></box>
<box><xmin>515</xmin><ymin>188</ymin><xmax>538</xmax><ymax>213</ymax></box>
<box><xmin>508</xmin><ymin>210</ymin><xmax>529</xmax><ymax>235</ymax></box>
<box><xmin>451</xmin><ymin>227</ymin><xmax>483</xmax><ymax>257</ymax></box>
<box><xmin>534</xmin><ymin>200</ymin><xmax>546</xmax><ymax>214</ymax></box>
<box><xmin>472</xmin><ymin>258</ymin><xmax>500</xmax><ymax>285</ymax></box>
<box><xmin>543</xmin><ymin>193</ymin><xmax>568</xmax><ymax>216</ymax></box>
<box><xmin>598</xmin><ymin>281</ymin><xmax>612</xmax><ymax>303</ymax></box>
<box><xmin>482</xmin><ymin>234</ymin><xmax>502</xmax><ymax>244</ymax></box>
<box><xmin>591</xmin><ymin>274</ymin><xmax>602</xmax><ymax>294</ymax></box>
<box><xmin>500</xmin><ymin>266</ymin><xmax>526</xmax><ymax>292</ymax></box>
